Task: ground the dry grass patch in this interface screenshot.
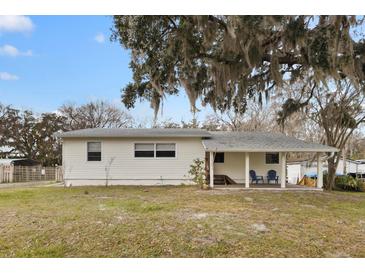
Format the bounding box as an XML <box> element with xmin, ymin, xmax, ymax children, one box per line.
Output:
<box><xmin>0</xmin><ymin>185</ymin><xmax>364</xmax><ymax>257</ymax></box>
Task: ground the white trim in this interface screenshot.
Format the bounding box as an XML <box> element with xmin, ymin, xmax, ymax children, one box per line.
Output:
<box><xmin>133</xmin><ymin>142</ymin><xmax>155</xmax><ymax>159</ymax></box>
<box><xmin>209</xmin><ymin>151</ymin><xmax>214</xmax><ymax>188</ymax></box>
<box><xmin>317</xmin><ymin>153</ymin><xmax>323</xmax><ymax>189</ymax></box>
<box><xmin>86</xmin><ymin>140</ymin><xmax>103</xmax><ymax>163</ymax></box>
<box><xmin>201</xmin><ymin>140</ymin><xmax>208</xmax><ymax>151</ymax></box>
<box><xmin>280</xmin><ymin>152</ymin><xmax>286</xmax><ymax>188</ymax></box>
<box><xmin>245</xmin><ymin>152</ymin><xmax>250</xmax><ymax>188</ymax></box>
<box><xmin>156</xmin><ymin>142</ymin><xmax>177</xmax><ymax>158</ymax></box>
<box><xmin>204</xmin><ymin>148</ymin><xmax>338</xmax><ymax>153</ymax></box>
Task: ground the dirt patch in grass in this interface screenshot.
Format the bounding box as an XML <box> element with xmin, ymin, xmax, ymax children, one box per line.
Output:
<box><xmin>251</xmin><ymin>223</ymin><xmax>270</xmax><ymax>233</ymax></box>
<box><xmin>0</xmin><ymin>185</ymin><xmax>365</xmax><ymax>257</ymax></box>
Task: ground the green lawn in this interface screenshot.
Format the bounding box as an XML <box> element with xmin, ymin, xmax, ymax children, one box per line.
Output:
<box><xmin>0</xmin><ymin>185</ymin><xmax>364</xmax><ymax>257</ymax></box>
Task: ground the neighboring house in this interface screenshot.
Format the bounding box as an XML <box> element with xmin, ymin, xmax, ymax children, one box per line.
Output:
<box><xmin>287</xmin><ymin>158</ymin><xmax>365</xmax><ymax>184</ymax></box>
<box><xmin>56</xmin><ymin>128</ymin><xmax>338</xmax><ymax>188</ymax></box>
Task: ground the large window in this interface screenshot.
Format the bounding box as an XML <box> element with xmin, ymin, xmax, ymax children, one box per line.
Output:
<box><xmin>134</xmin><ymin>143</ymin><xmax>176</xmax><ymax>158</ymax></box>
<box><xmin>134</xmin><ymin>143</ymin><xmax>154</xmax><ymax>158</ymax></box>
<box><xmin>214</xmin><ymin>152</ymin><xmax>224</xmax><ymax>163</ymax></box>
<box><xmin>266</xmin><ymin>153</ymin><xmax>279</xmax><ymax>164</ymax></box>
<box><xmin>156</xmin><ymin>143</ymin><xmax>176</xmax><ymax>158</ymax></box>
<box><xmin>87</xmin><ymin>142</ymin><xmax>101</xmax><ymax>161</ymax></box>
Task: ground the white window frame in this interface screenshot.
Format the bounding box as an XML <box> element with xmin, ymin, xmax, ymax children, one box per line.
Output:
<box><xmin>156</xmin><ymin>143</ymin><xmax>176</xmax><ymax>158</ymax></box>
<box><xmin>86</xmin><ymin>141</ymin><xmax>102</xmax><ymax>162</ymax></box>
<box><xmin>133</xmin><ymin>142</ymin><xmax>177</xmax><ymax>159</ymax></box>
<box><xmin>134</xmin><ymin>143</ymin><xmax>155</xmax><ymax>158</ymax></box>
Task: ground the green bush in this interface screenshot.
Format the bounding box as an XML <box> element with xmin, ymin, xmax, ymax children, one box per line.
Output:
<box><xmin>358</xmin><ymin>181</ymin><xmax>365</xmax><ymax>192</ymax></box>
<box><xmin>335</xmin><ymin>175</ymin><xmax>363</xmax><ymax>192</ymax></box>
<box><xmin>188</xmin><ymin>158</ymin><xmax>208</xmax><ymax>189</ymax></box>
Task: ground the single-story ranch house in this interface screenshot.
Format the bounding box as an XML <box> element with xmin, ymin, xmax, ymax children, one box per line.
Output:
<box><xmin>56</xmin><ymin>128</ymin><xmax>338</xmax><ymax>189</ymax></box>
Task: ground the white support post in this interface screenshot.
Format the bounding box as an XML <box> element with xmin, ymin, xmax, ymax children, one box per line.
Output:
<box><xmin>281</xmin><ymin>152</ymin><xmax>286</xmax><ymax>188</ymax></box>
<box><xmin>209</xmin><ymin>151</ymin><xmax>214</xmax><ymax>188</ymax></box>
<box><xmin>317</xmin><ymin>153</ymin><xmax>323</xmax><ymax>189</ymax></box>
<box><xmin>245</xmin><ymin>152</ymin><xmax>250</xmax><ymax>188</ymax></box>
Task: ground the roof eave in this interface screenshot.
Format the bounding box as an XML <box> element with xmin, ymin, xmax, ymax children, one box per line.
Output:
<box><xmin>56</xmin><ymin>134</ymin><xmax>211</xmax><ymax>138</ymax></box>
<box><xmin>204</xmin><ymin>148</ymin><xmax>339</xmax><ymax>153</ymax></box>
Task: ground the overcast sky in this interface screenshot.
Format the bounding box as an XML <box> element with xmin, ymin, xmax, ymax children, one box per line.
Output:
<box><xmin>0</xmin><ymin>15</ymin><xmax>212</xmax><ymax>126</ymax></box>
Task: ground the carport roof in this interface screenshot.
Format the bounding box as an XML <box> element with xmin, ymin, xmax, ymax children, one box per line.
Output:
<box><xmin>202</xmin><ymin>131</ymin><xmax>338</xmax><ymax>153</ymax></box>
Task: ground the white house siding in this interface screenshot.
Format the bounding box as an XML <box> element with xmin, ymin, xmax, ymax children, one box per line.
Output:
<box><xmin>62</xmin><ymin>137</ymin><xmax>205</xmax><ymax>186</ymax></box>
<box><xmin>213</xmin><ymin>152</ymin><xmax>282</xmax><ymax>184</ymax></box>
<box><xmin>214</xmin><ymin>152</ymin><xmax>245</xmax><ymax>183</ymax></box>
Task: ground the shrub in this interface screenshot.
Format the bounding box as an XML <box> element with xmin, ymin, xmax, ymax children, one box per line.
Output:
<box><xmin>335</xmin><ymin>175</ymin><xmax>363</xmax><ymax>192</ymax></box>
<box><xmin>188</xmin><ymin>158</ymin><xmax>208</xmax><ymax>189</ymax></box>
<box><xmin>358</xmin><ymin>181</ymin><xmax>365</xmax><ymax>192</ymax></box>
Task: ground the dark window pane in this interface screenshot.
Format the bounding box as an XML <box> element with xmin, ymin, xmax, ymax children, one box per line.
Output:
<box><xmin>88</xmin><ymin>152</ymin><xmax>101</xmax><ymax>161</ymax></box>
<box><xmin>214</xmin><ymin>152</ymin><xmax>224</xmax><ymax>163</ymax></box>
<box><xmin>156</xmin><ymin>151</ymin><xmax>175</xmax><ymax>158</ymax></box>
<box><xmin>266</xmin><ymin>153</ymin><xmax>279</xmax><ymax>164</ymax></box>
<box><xmin>135</xmin><ymin>151</ymin><xmax>154</xmax><ymax>157</ymax></box>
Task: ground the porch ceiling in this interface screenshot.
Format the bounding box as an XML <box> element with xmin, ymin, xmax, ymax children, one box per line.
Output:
<box><xmin>202</xmin><ymin>131</ymin><xmax>338</xmax><ymax>153</ymax></box>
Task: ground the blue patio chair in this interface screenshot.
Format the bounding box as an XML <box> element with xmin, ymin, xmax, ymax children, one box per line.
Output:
<box><xmin>267</xmin><ymin>170</ymin><xmax>279</xmax><ymax>184</ymax></box>
<box><xmin>250</xmin><ymin>170</ymin><xmax>264</xmax><ymax>184</ymax></box>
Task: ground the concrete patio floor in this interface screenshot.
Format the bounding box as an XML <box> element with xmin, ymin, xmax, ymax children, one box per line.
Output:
<box><xmin>214</xmin><ymin>183</ymin><xmax>322</xmax><ymax>191</ymax></box>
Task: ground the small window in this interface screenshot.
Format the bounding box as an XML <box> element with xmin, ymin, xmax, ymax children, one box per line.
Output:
<box><xmin>87</xmin><ymin>142</ymin><xmax>101</xmax><ymax>161</ymax></box>
<box><xmin>135</xmin><ymin>143</ymin><xmax>154</xmax><ymax>157</ymax></box>
<box><xmin>156</xmin><ymin>143</ymin><xmax>176</xmax><ymax>158</ymax></box>
<box><xmin>214</xmin><ymin>152</ymin><xmax>224</xmax><ymax>163</ymax></box>
<box><xmin>266</xmin><ymin>153</ymin><xmax>279</xmax><ymax>164</ymax></box>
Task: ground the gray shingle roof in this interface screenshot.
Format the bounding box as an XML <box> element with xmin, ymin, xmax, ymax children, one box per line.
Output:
<box><xmin>202</xmin><ymin>131</ymin><xmax>338</xmax><ymax>152</ymax></box>
<box><xmin>56</xmin><ymin>128</ymin><xmax>338</xmax><ymax>152</ymax></box>
<box><xmin>55</xmin><ymin>128</ymin><xmax>211</xmax><ymax>138</ymax></box>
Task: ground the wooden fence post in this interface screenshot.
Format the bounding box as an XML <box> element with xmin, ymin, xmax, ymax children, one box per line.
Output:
<box><xmin>0</xmin><ymin>165</ymin><xmax>3</xmax><ymax>183</ymax></box>
<box><xmin>9</xmin><ymin>165</ymin><xmax>14</xmax><ymax>183</ymax></box>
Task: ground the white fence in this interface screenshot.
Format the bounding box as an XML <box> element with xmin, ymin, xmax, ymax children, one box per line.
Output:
<box><xmin>0</xmin><ymin>165</ymin><xmax>63</xmax><ymax>183</ymax></box>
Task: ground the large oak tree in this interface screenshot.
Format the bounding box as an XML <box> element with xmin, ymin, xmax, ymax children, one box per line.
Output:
<box><xmin>112</xmin><ymin>16</ymin><xmax>365</xmax><ymax>189</ymax></box>
<box><xmin>112</xmin><ymin>16</ymin><xmax>365</xmax><ymax>116</ymax></box>
<box><xmin>278</xmin><ymin>80</ymin><xmax>365</xmax><ymax>190</ymax></box>
<box><xmin>0</xmin><ymin>105</ymin><xmax>66</xmax><ymax>166</ymax></box>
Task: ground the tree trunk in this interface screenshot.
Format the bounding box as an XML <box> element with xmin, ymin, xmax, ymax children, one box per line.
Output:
<box><xmin>205</xmin><ymin>152</ymin><xmax>209</xmax><ymax>185</ymax></box>
<box><xmin>325</xmin><ymin>153</ymin><xmax>340</xmax><ymax>190</ymax></box>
